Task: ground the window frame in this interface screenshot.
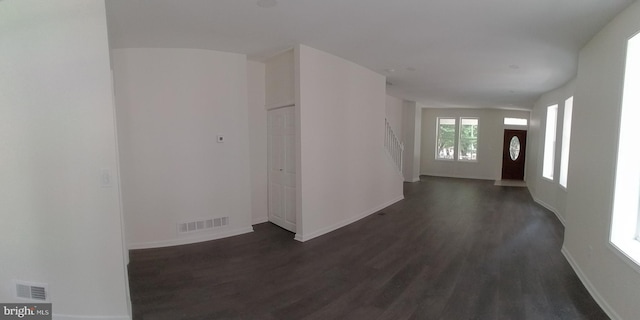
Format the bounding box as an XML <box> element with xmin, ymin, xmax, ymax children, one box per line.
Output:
<box><xmin>542</xmin><ymin>105</ymin><xmax>558</xmax><ymax>181</ymax></box>
<box><xmin>458</xmin><ymin>117</ymin><xmax>479</xmax><ymax>162</ymax></box>
<box><xmin>610</xmin><ymin>31</ymin><xmax>640</xmax><ymax>272</ymax></box>
<box><xmin>435</xmin><ymin>117</ymin><xmax>457</xmax><ymax>161</ymax></box>
<box><xmin>559</xmin><ymin>97</ymin><xmax>573</xmax><ymax>189</ymax></box>
<box><xmin>503</xmin><ymin>117</ymin><xmax>528</xmax><ymax>126</ymax></box>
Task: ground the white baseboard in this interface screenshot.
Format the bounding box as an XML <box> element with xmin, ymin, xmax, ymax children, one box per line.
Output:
<box><xmin>405</xmin><ymin>177</ymin><xmax>420</xmax><ymax>183</ymax></box>
<box><xmin>127</xmin><ymin>226</ymin><xmax>254</xmax><ymax>250</ymax></box>
<box><xmin>252</xmin><ymin>216</ymin><xmax>268</xmax><ymax>225</ymax></box>
<box><xmin>420</xmin><ymin>172</ymin><xmax>494</xmax><ymax>181</ymax></box>
<box><xmin>561</xmin><ymin>247</ymin><xmax>622</xmax><ymax>320</ymax></box>
<box><xmin>54</xmin><ymin>315</ymin><xmax>130</xmax><ymax>320</ymax></box>
<box><xmin>531</xmin><ymin>196</ymin><xmax>566</xmax><ymax>226</ymax></box>
<box><xmin>265</xmin><ymin>100</ymin><xmax>295</xmax><ymax>110</ymax></box>
<box><xmin>294</xmin><ymin>195</ymin><xmax>404</xmax><ymax>242</ymax></box>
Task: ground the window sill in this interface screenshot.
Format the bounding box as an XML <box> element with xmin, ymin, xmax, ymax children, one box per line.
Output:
<box><xmin>435</xmin><ymin>158</ymin><xmax>455</xmax><ymax>161</ymax></box>
<box><xmin>609</xmin><ymin>239</ymin><xmax>640</xmax><ymax>275</ymax></box>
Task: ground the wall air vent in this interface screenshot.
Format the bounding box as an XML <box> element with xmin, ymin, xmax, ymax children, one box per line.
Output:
<box><xmin>15</xmin><ymin>281</ymin><xmax>48</xmax><ymax>301</ymax></box>
<box><xmin>178</xmin><ymin>217</ymin><xmax>229</xmax><ymax>234</ymax></box>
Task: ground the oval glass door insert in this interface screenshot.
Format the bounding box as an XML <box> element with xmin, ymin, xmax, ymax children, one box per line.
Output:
<box><xmin>509</xmin><ymin>136</ymin><xmax>520</xmax><ymax>161</ymax></box>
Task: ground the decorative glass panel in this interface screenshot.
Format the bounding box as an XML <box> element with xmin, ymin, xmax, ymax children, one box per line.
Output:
<box><xmin>509</xmin><ymin>136</ymin><xmax>520</xmax><ymax>161</ymax></box>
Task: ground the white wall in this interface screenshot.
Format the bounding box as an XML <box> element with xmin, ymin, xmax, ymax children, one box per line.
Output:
<box><xmin>296</xmin><ymin>45</ymin><xmax>404</xmax><ymax>241</ymax></box>
<box><xmin>112</xmin><ymin>48</ymin><xmax>253</xmax><ymax>249</ymax></box>
<box><xmin>248</xmin><ymin>60</ymin><xmax>268</xmax><ymax>225</ymax></box>
<box><xmin>265</xmin><ymin>49</ymin><xmax>295</xmax><ymax>109</ymax></box>
<box><xmin>0</xmin><ymin>1</ymin><xmax>130</xmax><ymax>318</ymax></box>
<box><xmin>527</xmin><ymin>79</ymin><xmax>575</xmax><ymax>224</ymax></box>
<box><xmin>385</xmin><ymin>94</ymin><xmax>404</xmax><ymax>137</ymax></box>
<box><xmin>551</xmin><ymin>2</ymin><xmax>640</xmax><ymax>319</ymax></box>
<box><xmin>420</xmin><ymin>108</ymin><xmax>530</xmax><ymax>180</ymax></box>
<box><xmin>402</xmin><ymin>101</ymin><xmax>422</xmax><ymax>182</ymax></box>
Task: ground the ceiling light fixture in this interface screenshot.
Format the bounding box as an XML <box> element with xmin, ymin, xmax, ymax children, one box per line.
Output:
<box><xmin>257</xmin><ymin>0</ymin><xmax>278</xmax><ymax>8</ymax></box>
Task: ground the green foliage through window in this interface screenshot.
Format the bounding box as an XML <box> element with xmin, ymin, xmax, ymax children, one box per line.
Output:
<box><xmin>459</xmin><ymin>118</ymin><xmax>478</xmax><ymax>161</ymax></box>
<box><xmin>435</xmin><ymin>117</ymin><xmax>478</xmax><ymax>161</ymax></box>
<box><xmin>436</xmin><ymin>118</ymin><xmax>456</xmax><ymax>159</ymax></box>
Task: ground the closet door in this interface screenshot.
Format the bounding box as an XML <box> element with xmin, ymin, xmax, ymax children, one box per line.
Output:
<box><xmin>268</xmin><ymin>106</ymin><xmax>296</xmax><ymax>232</ymax></box>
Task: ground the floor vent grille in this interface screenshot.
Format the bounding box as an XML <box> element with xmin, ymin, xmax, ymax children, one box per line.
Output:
<box><xmin>15</xmin><ymin>281</ymin><xmax>48</xmax><ymax>301</ymax></box>
<box><xmin>178</xmin><ymin>217</ymin><xmax>229</xmax><ymax>234</ymax></box>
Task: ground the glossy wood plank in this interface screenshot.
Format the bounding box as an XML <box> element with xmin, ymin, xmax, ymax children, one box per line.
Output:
<box><xmin>128</xmin><ymin>176</ymin><xmax>609</xmax><ymax>320</ymax></box>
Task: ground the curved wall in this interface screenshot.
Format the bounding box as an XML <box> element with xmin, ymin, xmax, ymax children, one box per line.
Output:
<box><xmin>528</xmin><ymin>2</ymin><xmax>640</xmax><ymax>318</ymax></box>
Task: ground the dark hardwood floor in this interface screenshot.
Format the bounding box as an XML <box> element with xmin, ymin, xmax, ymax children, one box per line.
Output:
<box><xmin>128</xmin><ymin>176</ymin><xmax>609</xmax><ymax>320</ymax></box>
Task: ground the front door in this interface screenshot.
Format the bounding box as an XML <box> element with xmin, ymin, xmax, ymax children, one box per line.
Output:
<box><xmin>267</xmin><ymin>106</ymin><xmax>296</xmax><ymax>232</ymax></box>
<box><xmin>501</xmin><ymin>129</ymin><xmax>527</xmax><ymax>180</ymax></box>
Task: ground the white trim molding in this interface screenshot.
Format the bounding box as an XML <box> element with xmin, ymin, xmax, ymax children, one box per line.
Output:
<box><xmin>531</xmin><ymin>195</ymin><xmax>565</xmax><ymax>226</ymax></box>
<box><xmin>294</xmin><ymin>195</ymin><xmax>404</xmax><ymax>242</ymax></box>
<box><xmin>252</xmin><ymin>216</ymin><xmax>269</xmax><ymax>225</ymax></box>
<box><xmin>562</xmin><ymin>246</ymin><xmax>622</xmax><ymax>320</ymax></box>
<box><xmin>265</xmin><ymin>101</ymin><xmax>295</xmax><ymax>111</ymax></box>
<box><xmin>419</xmin><ymin>173</ymin><xmax>495</xmax><ymax>181</ymax></box>
<box><xmin>127</xmin><ymin>227</ymin><xmax>254</xmax><ymax>250</ymax></box>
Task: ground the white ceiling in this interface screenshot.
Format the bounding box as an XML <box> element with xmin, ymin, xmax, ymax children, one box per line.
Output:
<box><xmin>106</xmin><ymin>0</ymin><xmax>634</xmax><ymax>110</ymax></box>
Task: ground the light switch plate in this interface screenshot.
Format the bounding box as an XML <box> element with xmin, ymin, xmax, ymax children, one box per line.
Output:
<box><xmin>101</xmin><ymin>169</ymin><xmax>113</xmax><ymax>188</ymax></box>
